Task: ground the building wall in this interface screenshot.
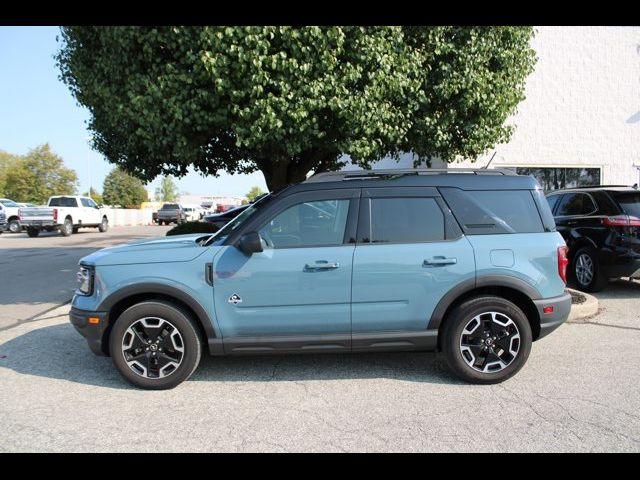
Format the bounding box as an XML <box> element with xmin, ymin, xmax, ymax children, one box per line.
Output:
<box><xmin>456</xmin><ymin>26</ymin><xmax>640</xmax><ymax>186</ymax></box>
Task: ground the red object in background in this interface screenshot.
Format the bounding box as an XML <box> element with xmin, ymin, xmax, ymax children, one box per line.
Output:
<box><xmin>215</xmin><ymin>203</ymin><xmax>227</xmax><ymax>213</ymax></box>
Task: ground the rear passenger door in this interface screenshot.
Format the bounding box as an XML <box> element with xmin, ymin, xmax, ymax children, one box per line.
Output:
<box><xmin>351</xmin><ymin>187</ymin><xmax>475</xmax><ymax>341</ymax></box>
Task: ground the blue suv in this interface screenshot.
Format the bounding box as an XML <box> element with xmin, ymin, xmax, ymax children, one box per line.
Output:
<box><xmin>70</xmin><ymin>169</ymin><xmax>571</xmax><ymax>389</ymax></box>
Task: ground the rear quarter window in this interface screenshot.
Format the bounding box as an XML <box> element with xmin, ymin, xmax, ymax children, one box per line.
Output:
<box><xmin>610</xmin><ymin>191</ymin><xmax>640</xmax><ymax>217</ymax></box>
<box><xmin>440</xmin><ymin>188</ymin><xmax>545</xmax><ymax>235</ymax></box>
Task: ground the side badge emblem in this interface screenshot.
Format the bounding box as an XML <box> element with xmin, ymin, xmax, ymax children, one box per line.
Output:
<box><xmin>228</xmin><ymin>293</ymin><xmax>242</xmax><ymax>305</ymax></box>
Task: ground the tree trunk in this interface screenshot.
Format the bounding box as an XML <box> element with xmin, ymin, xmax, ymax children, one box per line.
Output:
<box><xmin>258</xmin><ymin>150</ymin><xmax>336</xmax><ymax>192</ymax></box>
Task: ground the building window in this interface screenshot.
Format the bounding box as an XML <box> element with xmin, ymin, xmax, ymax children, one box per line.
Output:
<box><xmin>505</xmin><ymin>167</ymin><xmax>601</xmax><ymax>192</ymax></box>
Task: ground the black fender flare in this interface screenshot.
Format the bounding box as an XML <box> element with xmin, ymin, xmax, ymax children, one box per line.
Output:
<box><xmin>427</xmin><ymin>275</ymin><xmax>542</xmax><ymax>330</ymax></box>
<box><xmin>97</xmin><ymin>282</ymin><xmax>218</xmax><ymax>346</ymax></box>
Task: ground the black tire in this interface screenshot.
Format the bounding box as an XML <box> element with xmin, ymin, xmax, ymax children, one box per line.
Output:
<box><xmin>441</xmin><ymin>296</ymin><xmax>533</xmax><ymax>384</ymax></box>
<box><xmin>72</xmin><ymin>227</ymin><xmax>79</xmax><ymax>234</ymax></box>
<box><xmin>109</xmin><ymin>301</ymin><xmax>202</xmax><ymax>390</ymax></box>
<box><xmin>26</xmin><ymin>228</ymin><xmax>39</xmax><ymax>238</ymax></box>
<box><xmin>99</xmin><ymin>216</ymin><xmax>108</xmax><ymax>232</ymax></box>
<box><xmin>571</xmin><ymin>246</ymin><xmax>607</xmax><ymax>292</ymax></box>
<box><xmin>8</xmin><ymin>219</ymin><xmax>20</xmax><ymax>233</ymax></box>
<box><xmin>61</xmin><ymin>218</ymin><xmax>73</xmax><ymax>236</ymax></box>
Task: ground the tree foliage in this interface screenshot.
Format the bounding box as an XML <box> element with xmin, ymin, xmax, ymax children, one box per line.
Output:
<box><xmin>102</xmin><ymin>167</ymin><xmax>148</xmax><ymax>207</ymax></box>
<box><xmin>1</xmin><ymin>144</ymin><xmax>78</xmax><ymax>203</ymax></box>
<box><xmin>57</xmin><ymin>26</ymin><xmax>536</xmax><ymax>190</ymax></box>
<box><xmin>154</xmin><ymin>176</ymin><xmax>179</xmax><ymax>202</ymax></box>
<box><xmin>83</xmin><ymin>187</ymin><xmax>104</xmax><ymax>205</ymax></box>
<box><xmin>245</xmin><ymin>186</ymin><xmax>265</xmax><ymax>202</ymax></box>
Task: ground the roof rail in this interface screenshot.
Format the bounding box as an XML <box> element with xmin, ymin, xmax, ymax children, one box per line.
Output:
<box><xmin>305</xmin><ymin>168</ymin><xmax>517</xmax><ymax>183</ymax></box>
<box><xmin>555</xmin><ymin>185</ymin><xmax>634</xmax><ymax>190</ymax></box>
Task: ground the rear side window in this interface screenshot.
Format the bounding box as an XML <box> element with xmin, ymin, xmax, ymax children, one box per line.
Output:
<box><xmin>49</xmin><ymin>197</ymin><xmax>78</xmax><ymax>207</ymax></box>
<box><xmin>556</xmin><ymin>193</ymin><xmax>597</xmax><ymax>216</ymax></box>
<box><xmin>369</xmin><ymin>197</ymin><xmax>445</xmax><ymax>243</ymax></box>
<box><xmin>610</xmin><ymin>191</ymin><xmax>640</xmax><ymax>217</ymax></box>
<box><xmin>440</xmin><ymin>188</ymin><xmax>544</xmax><ymax>235</ymax></box>
<box><xmin>546</xmin><ymin>194</ymin><xmax>562</xmax><ymax>213</ymax></box>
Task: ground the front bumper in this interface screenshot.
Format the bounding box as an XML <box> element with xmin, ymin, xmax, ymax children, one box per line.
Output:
<box><xmin>69</xmin><ymin>307</ymin><xmax>109</xmax><ymax>356</ymax></box>
<box><xmin>533</xmin><ymin>292</ymin><xmax>572</xmax><ymax>340</ymax></box>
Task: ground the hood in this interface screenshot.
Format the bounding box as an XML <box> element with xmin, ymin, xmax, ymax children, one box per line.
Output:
<box><xmin>80</xmin><ymin>233</ymin><xmax>216</xmax><ymax>266</ymax></box>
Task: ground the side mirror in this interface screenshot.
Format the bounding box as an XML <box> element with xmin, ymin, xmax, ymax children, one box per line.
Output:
<box><xmin>237</xmin><ymin>231</ymin><xmax>264</xmax><ymax>255</ymax></box>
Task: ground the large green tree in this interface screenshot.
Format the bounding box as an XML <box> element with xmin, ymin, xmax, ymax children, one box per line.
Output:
<box><xmin>56</xmin><ymin>26</ymin><xmax>536</xmax><ymax>191</ymax></box>
<box><xmin>2</xmin><ymin>144</ymin><xmax>77</xmax><ymax>203</ymax></box>
<box><xmin>102</xmin><ymin>167</ymin><xmax>149</xmax><ymax>207</ymax></box>
<box><xmin>0</xmin><ymin>150</ymin><xmax>20</xmax><ymax>195</ymax></box>
<box><xmin>154</xmin><ymin>176</ymin><xmax>179</xmax><ymax>202</ymax></box>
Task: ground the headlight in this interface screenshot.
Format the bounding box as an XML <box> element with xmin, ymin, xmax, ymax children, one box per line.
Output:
<box><xmin>76</xmin><ymin>265</ymin><xmax>94</xmax><ymax>296</ymax></box>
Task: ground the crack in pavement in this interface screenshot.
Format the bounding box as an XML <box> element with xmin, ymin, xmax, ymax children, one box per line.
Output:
<box><xmin>0</xmin><ymin>300</ymin><xmax>71</xmax><ymax>332</ymax></box>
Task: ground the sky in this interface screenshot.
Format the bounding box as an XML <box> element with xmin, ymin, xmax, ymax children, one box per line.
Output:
<box><xmin>0</xmin><ymin>26</ymin><xmax>268</xmax><ymax>198</ymax></box>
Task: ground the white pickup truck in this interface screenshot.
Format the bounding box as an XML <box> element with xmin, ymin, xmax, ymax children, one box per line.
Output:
<box><xmin>19</xmin><ymin>195</ymin><xmax>109</xmax><ymax>237</ymax></box>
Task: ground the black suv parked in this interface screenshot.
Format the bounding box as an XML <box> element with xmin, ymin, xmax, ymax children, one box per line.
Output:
<box><xmin>546</xmin><ymin>186</ymin><xmax>640</xmax><ymax>292</ymax></box>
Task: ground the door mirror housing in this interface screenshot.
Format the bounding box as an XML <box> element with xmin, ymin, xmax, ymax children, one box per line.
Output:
<box><xmin>237</xmin><ymin>231</ymin><xmax>264</xmax><ymax>255</ymax></box>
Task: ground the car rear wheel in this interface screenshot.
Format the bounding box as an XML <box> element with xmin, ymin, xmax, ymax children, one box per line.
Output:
<box><xmin>442</xmin><ymin>296</ymin><xmax>532</xmax><ymax>384</ymax></box>
<box><xmin>109</xmin><ymin>301</ymin><xmax>202</xmax><ymax>390</ymax></box>
<box><xmin>61</xmin><ymin>218</ymin><xmax>73</xmax><ymax>236</ymax></box>
<box><xmin>26</xmin><ymin>228</ymin><xmax>39</xmax><ymax>238</ymax></box>
<box><xmin>572</xmin><ymin>246</ymin><xmax>607</xmax><ymax>292</ymax></box>
<box><xmin>99</xmin><ymin>217</ymin><xmax>108</xmax><ymax>232</ymax></box>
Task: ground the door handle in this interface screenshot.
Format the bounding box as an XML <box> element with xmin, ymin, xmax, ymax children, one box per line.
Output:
<box><xmin>304</xmin><ymin>261</ymin><xmax>340</xmax><ymax>272</ymax></box>
<box><xmin>423</xmin><ymin>257</ymin><xmax>457</xmax><ymax>267</ymax></box>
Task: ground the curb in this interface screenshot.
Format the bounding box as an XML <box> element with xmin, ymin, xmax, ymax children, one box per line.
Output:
<box><xmin>566</xmin><ymin>288</ymin><xmax>599</xmax><ymax>322</ymax></box>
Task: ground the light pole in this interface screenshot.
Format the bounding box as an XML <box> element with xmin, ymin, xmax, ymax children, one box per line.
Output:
<box><xmin>86</xmin><ymin>135</ymin><xmax>93</xmax><ymax>199</ymax></box>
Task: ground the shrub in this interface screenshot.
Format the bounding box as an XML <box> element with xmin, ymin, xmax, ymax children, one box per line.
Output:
<box><xmin>166</xmin><ymin>221</ymin><xmax>219</xmax><ymax>236</ymax></box>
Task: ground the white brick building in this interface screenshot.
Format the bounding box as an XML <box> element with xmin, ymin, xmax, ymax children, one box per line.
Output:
<box><xmin>346</xmin><ymin>26</ymin><xmax>640</xmax><ymax>189</ymax></box>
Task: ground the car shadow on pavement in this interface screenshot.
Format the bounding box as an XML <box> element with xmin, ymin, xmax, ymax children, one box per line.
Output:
<box><xmin>592</xmin><ymin>278</ymin><xmax>640</xmax><ymax>300</ymax></box>
<box><xmin>0</xmin><ymin>323</ymin><xmax>461</xmax><ymax>390</ymax></box>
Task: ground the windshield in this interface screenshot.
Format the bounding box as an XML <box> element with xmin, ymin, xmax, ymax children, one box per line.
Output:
<box><xmin>204</xmin><ymin>194</ymin><xmax>272</xmax><ymax>246</ymax></box>
<box><xmin>611</xmin><ymin>191</ymin><xmax>640</xmax><ymax>218</ymax></box>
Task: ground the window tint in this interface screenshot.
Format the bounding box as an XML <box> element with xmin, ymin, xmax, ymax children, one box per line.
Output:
<box><xmin>611</xmin><ymin>191</ymin><xmax>640</xmax><ymax>218</ymax></box>
<box><xmin>48</xmin><ymin>197</ymin><xmax>78</xmax><ymax>207</ymax></box>
<box><xmin>369</xmin><ymin>198</ymin><xmax>445</xmax><ymax>243</ymax></box>
<box><xmin>440</xmin><ymin>188</ymin><xmax>544</xmax><ymax>235</ymax></box>
<box><xmin>556</xmin><ymin>193</ymin><xmax>596</xmax><ymax>216</ymax></box>
<box><xmin>546</xmin><ymin>194</ymin><xmax>561</xmax><ymax>213</ymax></box>
<box><xmin>80</xmin><ymin>198</ymin><xmax>96</xmax><ymax>207</ymax></box>
<box><xmin>259</xmin><ymin>199</ymin><xmax>350</xmax><ymax>248</ymax></box>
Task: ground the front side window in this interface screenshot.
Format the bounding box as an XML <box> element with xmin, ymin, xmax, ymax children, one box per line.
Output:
<box><xmin>556</xmin><ymin>193</ymin><xmax>596</xmax><ymax>216</ymax></box>
<box><xmin>546</xmin><ymin>194</ymin><xmax>562</xmax><ymax>213</ymax></box>
<box><xmin>259</xmin><ymin>199</ymin><xmax>350</xmax><ymax>248</ymax></box>
<box><xmin>369</xmin><ymin>197</ymin><xmax>445</xmax><ymax>243</ymax></box>
<box><xmin>81</xmin><ymin>198</ymin><xmax>95</xmax><ymax>207</ymax></box>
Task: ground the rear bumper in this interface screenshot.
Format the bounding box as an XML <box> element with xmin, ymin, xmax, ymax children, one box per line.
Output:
<box><xmin>533</xmin><ymin>292</ymin><xmax>572</xmax><ymax>340</ymax></box>
<box><xmin>20</xmin><ymin>219</ymin><xmax>57</xmax><ymax>228</ymax></box>
<box><xmin>69</xmin><ymin>307</ymin><xmax>109</xmax><ymax>356</ymax></box>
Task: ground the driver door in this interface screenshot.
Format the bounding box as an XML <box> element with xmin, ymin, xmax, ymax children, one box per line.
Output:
<box><xmin>212</xmin><ymin>189</ymin><xmax>359</xmax><ymax>351</ymax></box>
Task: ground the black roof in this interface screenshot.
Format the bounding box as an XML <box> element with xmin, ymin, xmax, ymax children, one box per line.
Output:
<box><xmin>286</xmin><ymin>168</ymin><xmax>541</xmax><ymax>193</ymax></box>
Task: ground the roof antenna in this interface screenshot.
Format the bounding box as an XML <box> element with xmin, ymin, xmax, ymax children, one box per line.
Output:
<box><xmin>482</xmin><ymin>151</ymin><xmax>497</xmax><ymax>169</ymax></box>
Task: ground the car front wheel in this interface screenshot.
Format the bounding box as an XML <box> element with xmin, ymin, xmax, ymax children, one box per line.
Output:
<box><xmin>441</xmin><ymin>296</ymin><xmax>532</xmax><ymax>384</ymax></box>
<box><xmin>109</xmin><ymin>301</ymin><xmax>202</xmax><ymax>390</ymax></box>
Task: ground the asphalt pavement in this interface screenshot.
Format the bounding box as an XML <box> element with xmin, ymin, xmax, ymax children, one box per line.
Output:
<box><xmin>0</xmin><ymin>225</ymin><xmax>170</xmax><ymax>330</ymax></box>
<box><xmin>0</xmin><ymin>271</ymin><xmax>638</xmax><ymax>451</ymax></box>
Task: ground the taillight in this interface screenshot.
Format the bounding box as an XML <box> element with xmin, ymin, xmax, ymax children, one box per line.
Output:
<box><xmin>558</xmin><ymin>246</ymin><xmax>569</xmax><ymax>285</ymax></box>
<box><xmin>53</xmin><ymin>208</ymin><xmax>58</xmax><ymax>222</ymax></box>
<box><xmin>602</xmin><ymin>215</ymin><xmax>640</xmax><ymax>227</ymax></box>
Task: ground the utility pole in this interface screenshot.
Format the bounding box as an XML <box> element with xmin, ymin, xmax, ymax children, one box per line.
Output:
<box><xmin>86</xmin><ymin>135</ymin><xmax>93</xmax><ymax>199</ymax></box>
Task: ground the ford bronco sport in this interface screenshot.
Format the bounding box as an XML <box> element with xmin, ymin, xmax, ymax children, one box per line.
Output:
<box><xmin>70</xmin><ymin>169</ymin><xmax>571</xmax><ymax>389</ymax></box>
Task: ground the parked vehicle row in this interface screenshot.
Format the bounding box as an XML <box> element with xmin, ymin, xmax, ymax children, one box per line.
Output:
<box><xmin>70</xmin><ymin>168</ymin><xmax>571</xmax><ymax>389</ymax></box>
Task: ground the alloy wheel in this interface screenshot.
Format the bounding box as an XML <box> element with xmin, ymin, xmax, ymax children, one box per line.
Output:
<box><xmin>459</xmin><ymin>311</ymin><xmax>521</xmax><ymax>373</ymax></box>
<box><xmin>121</xmin><ymin>317</ymin><xmax>185</xmax><ymax>379</ymax></box>
<box><xmin>575</xmin><ymin>253</ymin><xmax>594</xmax><ymax>287</ymax></box>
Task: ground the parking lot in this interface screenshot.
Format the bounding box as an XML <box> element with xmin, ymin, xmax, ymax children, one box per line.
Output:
<box><xmin>0</xmin><ymin>226</ymin><xmax>639</xmax><ymax>452</ymax></box>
